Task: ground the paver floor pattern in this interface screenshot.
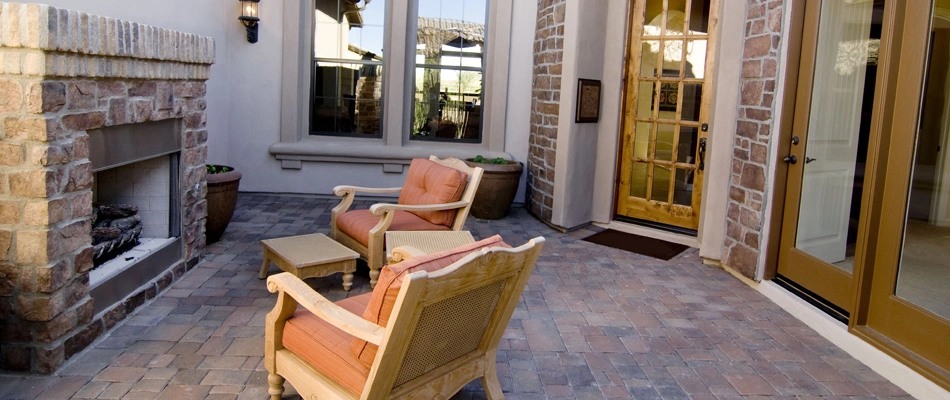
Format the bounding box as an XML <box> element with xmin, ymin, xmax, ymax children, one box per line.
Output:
<box><xmin>0</xmin><ymin>193</ymin><xmax>912</xmax><ymax>399</ymax></box>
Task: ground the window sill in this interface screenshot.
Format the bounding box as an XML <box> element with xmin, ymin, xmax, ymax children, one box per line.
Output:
<box><xmin>269</xmin><ymin>139</ymin><xmax>511</xmax><ymax>170</ymax></box>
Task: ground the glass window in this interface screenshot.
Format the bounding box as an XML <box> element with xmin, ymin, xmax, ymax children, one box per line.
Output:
<box><xmin>311</xmin><ymin>0</ymin><xmax>386</xmax><ymax>137</ymax></box>
<box><xmin>411</xmin><ymin>0</ymin><xmax>487</xmax><ymax>142</ymax></box>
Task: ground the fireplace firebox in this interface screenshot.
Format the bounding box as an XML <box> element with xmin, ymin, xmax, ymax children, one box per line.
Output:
<box><xmin>88</xmin><ymin>120</ymin><xmax>183</xmax><ymax>315</ymax></box>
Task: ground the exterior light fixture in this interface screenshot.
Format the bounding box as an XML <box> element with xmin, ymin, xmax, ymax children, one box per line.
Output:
<box><xmin>238</xmin><ymin>0</ymin><xmax>260</xmax><ymax>43</ymax></box>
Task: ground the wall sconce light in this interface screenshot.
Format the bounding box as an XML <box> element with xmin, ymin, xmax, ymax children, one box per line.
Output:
<box><xmin>238</xmin><ymin>0</ymin><xmax>260</xmax><ymax>43</ymax></box>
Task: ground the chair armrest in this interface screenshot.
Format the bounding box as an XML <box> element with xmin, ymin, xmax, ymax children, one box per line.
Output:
<box><xmin>331</xmin><ymin>185</ymin><xmax>403</xmax><ymax>223</ymax></box>
<box><xmin>369</xmin><ymin>200</ymin><xmax>469</xmax><ymax>216</ymax></box>
<box><xmin>266</xmin><ymin>273</ymin><xmax>384</xmax><ymax>345</ymax></box>
<box><xmin>390</xmin><ymin>245</ymin><xmax>426</xmax><ymax>263</ymax></box>
<box><xmin>332</xmin><ymin>185</ymin><xmax>403</xmax><ymax>197</ymax></box>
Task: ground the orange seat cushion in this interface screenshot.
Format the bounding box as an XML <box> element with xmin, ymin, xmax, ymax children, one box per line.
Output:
<box><xmin>397</xmin><ymin>158</ymin><xmax>468</xmax><ymax>227</ymax></box>
<box><xmin>283</xmin><ymin>293</ymin><xmax>373</xmax><ymax>396</ymax></box>
<box><xmin>350</xmin><ymin>235</ymin><xmax>511</xmax><ymax>366</ymax></box>
<box><xmin>336</xmin><ymin>209</ymin><xmax>449</xmax><ymax>247</ymax></box>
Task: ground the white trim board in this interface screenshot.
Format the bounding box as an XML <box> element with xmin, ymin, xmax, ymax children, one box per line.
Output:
<box><xmin>759</xmin><ymin>281</ymin><xmax>950</xmax><ymax>400</ymax></box>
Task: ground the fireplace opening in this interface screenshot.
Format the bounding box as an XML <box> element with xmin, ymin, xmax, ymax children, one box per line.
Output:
<box><xmin>91</xmin><ymin>153</ymin><xmax>180</xmax><ymax>267</ymax></box>
<box><xmin>87</xmin><ymin>120</ymin><xmax>183</xmax><ymax>314</ymax></box>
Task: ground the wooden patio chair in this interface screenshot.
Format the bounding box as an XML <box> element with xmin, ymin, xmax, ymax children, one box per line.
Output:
<box><xmin>330</xmin><ymin>156</ymin><xmax>484</xmax><ymax>287</ymax></box>
<box><xmin>264</xmin><ymin>236</ymin><xmax>545</xmax><ymax>400</ymax></box>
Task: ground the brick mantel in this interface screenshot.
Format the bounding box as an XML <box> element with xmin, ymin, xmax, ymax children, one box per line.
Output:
<box><xmin>0</xmin><ymin>3</ymin><xmax>214</xmax><ymax>373</ymax></box>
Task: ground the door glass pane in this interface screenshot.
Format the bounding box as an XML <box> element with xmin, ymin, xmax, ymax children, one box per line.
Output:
<box><xmin>677</xmin><ymin>126</ymin><xmax>698</xmax><ymax>163</ymax></box>
<box><xmin>633</xmin><ymin>122</ymin><xmax>652</xmax><ymax>159</ymax></box>
<box><xmin>643</xmin><ymin>3</ymin><xmax>662</xmax><ymax>37</ymax></box>
<box><xmin>667</xmin><ymin>1</ymin><xmax>686</xmax><ymax>36</ymax></box>
<box><xmin>688</xmin><ymin>0</ymin><xmax>711</xmax><ymax>34</ymax></box>
<box><xmin>661</xmin><ymin>40</ymin><xmax>685</xmax><ymax>77</ymax></box>
<box><xmin>794</xmin><ymin>0</ymin><xmax>881</xmax><ymax>273</ymax></box>
<box><xmin>655</xmin><ymin>124</ymin><xmax>675</xmax><ymax>162</ymax></box>
<box><xmin>639</xmin><ymin>81</ymin><xmax>658</xmax><ymax>116</ymax></box>
<box><xmin>630</xmin><ymin>162</ymin><xmax>648</xmax><ymax>198</ymax></box>
<box><xmin>895</xmin><ymin>19</ymin><xmax>950</xmax><ymax>320</ymax></box>
<box><xmin>686</xmin><ymin>39</ymin><xmax>707</xmax><ymax>79</ymax></box>
<box><xmin>651</xmin><ymin>165</ymin><xmax>671</xmax><ymax>202</ymax></box>
<box><xmin>682</xmin><ymin>83</ymin><xmax>703</xmax><ymax>121</ymax></box>
<box><xmin>640</xmin><ymin>43</ymin><xmax>658</xmax><ymax>77</ymax></box>
<box><xmin>673</xmin><ymin>168</ymin><xmax>693</xmax><ymax>206</ymax></box>
<box><xmin>656</xmin><ymin>81</ymin><xmax>679</xmax><ymax>117</ymax></box>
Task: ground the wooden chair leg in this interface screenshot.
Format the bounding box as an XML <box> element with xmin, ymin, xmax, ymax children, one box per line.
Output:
<box><xmin>368</xmin><ymin>251</ymin><xmax>383</xmax><ymax>288</ymax></box>
<box><xmin>481</xmin><ymin>364</ymin><xmax>505</xmax><ymax>400</ymax></box>
<box><xmin>267</xmin><ymin>373</ymin><xmax>285</xmax><ymax>400</ymax></box>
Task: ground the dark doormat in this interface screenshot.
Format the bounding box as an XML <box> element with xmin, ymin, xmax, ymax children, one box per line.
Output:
<box><xmin>582</xmin><ymin>229</ymin><xmax>689</xmax><ymax>261</ymax></box>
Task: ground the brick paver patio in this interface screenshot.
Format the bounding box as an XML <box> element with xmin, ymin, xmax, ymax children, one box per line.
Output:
<box><xmin>0</xmin><ymin>193</ymin><xmax>913</xmax><ymax>399</ymax></box>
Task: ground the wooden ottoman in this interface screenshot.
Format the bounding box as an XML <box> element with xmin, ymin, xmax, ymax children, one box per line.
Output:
<box><xmin>260</xmin><ymin>233</ymin><xmax>358</xmax><ymax>291</ymax></box>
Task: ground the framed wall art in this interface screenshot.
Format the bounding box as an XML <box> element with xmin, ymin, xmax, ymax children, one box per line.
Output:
<box><xmin>575</xmin><ymin>79</ymin><xmax>602</xmax><ymax>123</ymax></box>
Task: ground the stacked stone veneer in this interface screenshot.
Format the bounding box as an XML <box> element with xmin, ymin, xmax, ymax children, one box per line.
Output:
<box><xmin>526</xmin><ymin>0</ymin><xmax>565</xmax><ymax>223</ymax></box>
<box><xmin>723</xmin><ymin>0</ymin><xmax>785</xmax><ymax>278</ymax></box>
<box><xmin>0</xmin><ymin>3</ymin><xmax>214</xmax><ymax>373</ymax></box>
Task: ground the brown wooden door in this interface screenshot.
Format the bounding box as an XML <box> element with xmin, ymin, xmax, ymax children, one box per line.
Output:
<box><xmin>776</xmin><ymin>0</ymin><xmax>886</xmax><ymax>314</ymax></box>
<box><xmin>616</xmin><ymin>0</ymin><xmax>718</xmax><ymax>231</ymax></box>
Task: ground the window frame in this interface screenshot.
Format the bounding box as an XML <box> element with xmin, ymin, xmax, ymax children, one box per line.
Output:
<box><xmin>272</xmin><ymin>0</ymin><xmax>513</xmax><ymax>169</ymax></box>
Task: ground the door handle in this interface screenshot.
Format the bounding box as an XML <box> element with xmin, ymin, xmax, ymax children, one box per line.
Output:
<box><xmin>784</xmin><ymin>155</ymin><xmax>798</xmax><ymax>164</ymax></box>
<box><xmin>698</xmin><ymin>138</ymin><xmax>707</xmax><ymax>171</ymax></box>
<box><xmin>805</xmin><ymin>157</ymin><xmax>817</xmax><ymax>164</ymax></box>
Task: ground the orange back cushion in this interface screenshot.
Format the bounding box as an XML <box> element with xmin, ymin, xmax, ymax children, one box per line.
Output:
<box><xmin>350</xmin><ymin>235</ymin><xmax>511</xmax><ymax>366</ymax></box>
<box><xmin>397</xmin><ymin>158</ymin><xmax>468</xmax><ymax>227</ymax></box>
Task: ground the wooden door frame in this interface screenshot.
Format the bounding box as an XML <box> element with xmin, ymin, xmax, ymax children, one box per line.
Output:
<box><xmin>763</xmin><ymin>0</ymin><xmax>805</xmax><ymax>280</ymax></box>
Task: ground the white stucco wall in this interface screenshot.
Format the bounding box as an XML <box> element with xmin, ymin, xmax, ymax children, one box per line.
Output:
<box><xmin>504</xmin><ymin>0</ymin><xmax>538</xmax><ymax>204</ymax></box>
<box><xmin>35</xmin><ymin>0</ymin><xmax>234</xmax><ymax>167</ymax></box>
<box><xmin>591</xmin><ymin>0</ymin><xmax>632</xmax><ymax>224</ymax></box>
<box><xmin>551</xmin><ymin>0</ymin><xmax>611</xmax><ymax>229</ymax></box>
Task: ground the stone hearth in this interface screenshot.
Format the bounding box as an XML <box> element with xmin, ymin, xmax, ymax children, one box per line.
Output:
<box><xmin>0</xmin><ymin>3</ymin><xmax>214</xmax><ymax>373</ymax></box>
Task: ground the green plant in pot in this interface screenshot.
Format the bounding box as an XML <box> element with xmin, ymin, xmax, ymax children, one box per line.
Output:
<box><xmin>205</xmin><ymin>164</ymin><xmax>242</xmax><ymax>243</ymax></box>
<box><xmin>463</xmin><ymin>155</ymin><xmax>524</xmax><ymax>219</ymax></box>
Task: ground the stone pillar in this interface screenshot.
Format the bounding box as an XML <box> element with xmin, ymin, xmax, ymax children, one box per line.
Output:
<box><xmin>526</xmin><ymin>0</ymin><xmax>566</xmax><ymax>223</ymax></box>
<box><xmin>0</xmin><ymin>3</ymin><xmax>214</xmax><ymax>373</ymax></box>
<box><xmin>722</xmin><ymin>0</ymin><xmax>787</xmax><ymax>279</ymax></box>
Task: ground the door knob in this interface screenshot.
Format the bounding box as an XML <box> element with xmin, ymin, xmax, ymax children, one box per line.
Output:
<box><xmin>784</xmin><ymin>155</ymin><xmax>798</xmax><ymax>164</ymax></box>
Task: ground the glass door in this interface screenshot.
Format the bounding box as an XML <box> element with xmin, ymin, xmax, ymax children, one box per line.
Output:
<box><xmin>616</xmin><ymin>0</ymin><xmax>718</xmax><ymax>231</ymax></box>
<box><xmin>776</xmin><ymin>0</ymin><xmax>884</xmax><ymax>314</ymax></box>
<box><xmin>864</xmin><ymin>1</ymin><xmax>950</xmax><ymax>379</ymax></box>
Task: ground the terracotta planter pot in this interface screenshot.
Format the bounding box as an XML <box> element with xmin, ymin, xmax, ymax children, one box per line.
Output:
<box><xmin>205</xmin><ymin>166</ymin><xmax>242</xmax><ymax>243</ymax></box>
<box><xmin>464</xmin><ymin>160</ymin><xmax>523</xmax><ymax>220</ymax></box>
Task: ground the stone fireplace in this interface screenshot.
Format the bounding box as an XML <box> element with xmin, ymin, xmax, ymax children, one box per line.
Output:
<box><xmin>0</xmin><ymin>3</ymin><xmax>214</xmax><ymax>373</ymax></box>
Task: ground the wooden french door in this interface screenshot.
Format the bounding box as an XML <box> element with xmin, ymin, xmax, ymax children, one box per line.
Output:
<box><xmin>777</xmin><ymin>0</ymin><xmax>950</xmax><ymax>383</ymax></box>
<box><xmin>860</xmin><ymin>1</ymin><xmax>950</xmax><ymax>381</ymax></box>
<box><xmin>776</xmin><ymin>0</ymin><xmax>886</xmax><ymax>314</ymax></box>
<box><xmin>616</xmin><ymin>0</ymin><xmax>718</xmax><ymax>231</ymax></box>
